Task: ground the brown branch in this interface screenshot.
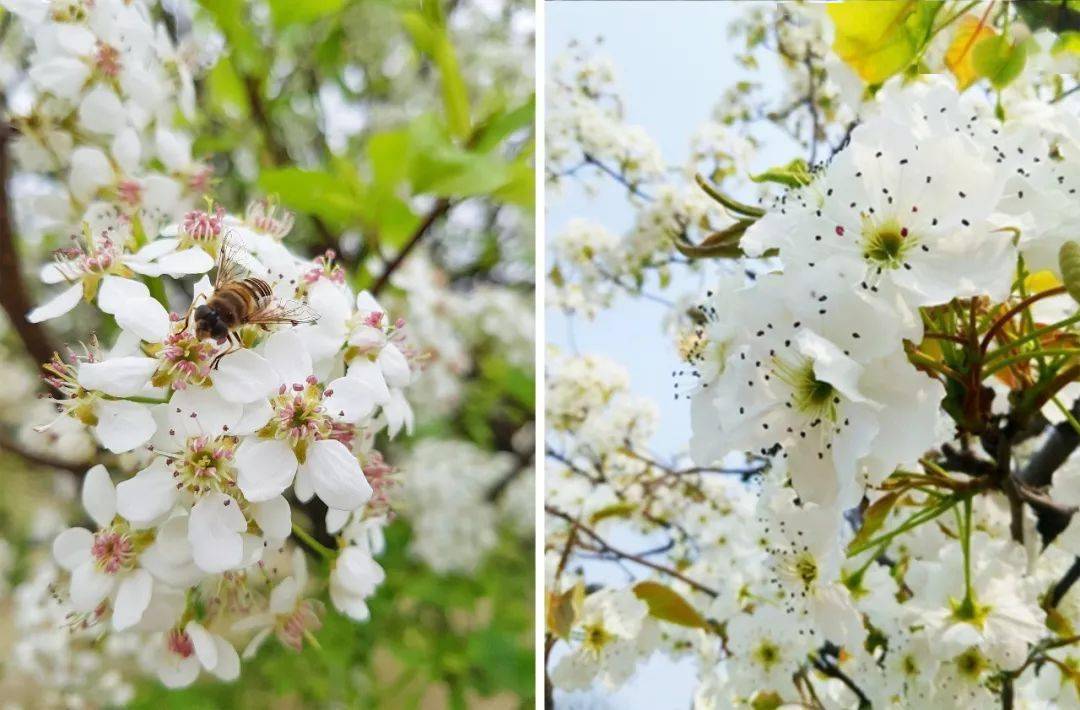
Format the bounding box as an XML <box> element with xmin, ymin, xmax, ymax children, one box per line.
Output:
<box><xmin>241</xmin><ymin>74</ymin><xmax>342</xmax><ymax>258</ymax></box>
<box><xmin>370</xmin><ymin>198</ymin><xmax>452</xmax><ymax>296</ymax></box>
<box><xmin>0</xmin><ymin>428</ymin><xmax>89</xmax><ymax>474</ymax></box>
<box><xmin>0</xmin><ymin>120</ymin><xmax>60</xmax><ymax>369</ymax></box>
<box><xmin>545</xmin><ymin>504</ymin><xmax>719</xmax><ymax>598</ymax></box>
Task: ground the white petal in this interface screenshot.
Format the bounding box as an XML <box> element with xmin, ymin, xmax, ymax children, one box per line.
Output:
<box><xmin>185</xmin><ymin>620</ymin><xmax>218</xmax><ymax>670</ymax></box>
<box><xmin>262</xmin><ymin>329</ymin><xmax>313</xmax><ymax>387</ymax></box>
<box><xmin>97</xmin><ymin>275</ymin><xmax>150</xmax><ymax>314</ymax></box>
<box><xmin>301</xmin><ymin>439</ymin><xmax>372</xmax><ymax>511</ymax></box>
<box><xmin>133</xmin><ymin>238</ymin><xmax>181</xmax><ymax>262</ymax></box>
<box><xmin>236</xmin><ymin>438</ymin><xmax>297</xmax><ymax>502</ymax></box>
<box><xmin>169</xmin><ymin>386</ymin><xmax>243</xmax><ymax>438</ymax></box>
<box><xmin>233</xmin><ymin>399</ymin><xmax>274</xmax><ymax>435</ymax></box>
<box><xmin>212</xmin><ymin>350</ymin><xmax>279</xmax><ymax>403</ymax></box>
<box><xmin>325</xmin><ymin>508</ymin><xmax>350</xmax><ymax>535</ymax></box>
<box><xmin>78</xmin><ymin>86</ymin><xmax>126</xmax><ymax>135</ymax></box>
<box><xmin>269</xmin><ymin>576</ymin><xmax>299</xmax><ymax>615</ymax></box>
<box><xmin>92</xmin><ymin>399</ymin><xmax>155</xmax><ymax>453</ymax></box>
<box><xmin>77</xmin><ymin>357</ymin><xmax>158</xmax><ymax>397</ymax></box>
<box><xmin>154</xmin><ymin>247</ymin><xmax>215</xmax><ymax>276</ymax></box>
<box><xmin>345</xmin><ymin>358</ymin><xmax>390</xmax><ymax>405</ymax></box>
<box><xmin>330</xmin><ymin>585</ymin><xmax>370</xmax><ymax>621</ymax></box>
<box><xmin>52</xmin><ymin>527</ymin><xmax>92</xmax><ymax>571</ymax></box>
<box><xmin>251</xmin><ymin>495</ymin><xmax>291</xmax><ymax>543</ymax></box>
<box><xmin>294</xmin><ymin>464</ymin><xmax>314</xmax><ymax>503</ymax></box>
<box><xmin>81</xmin><ymin>464</ymin><xmax>116</xmax><ymax>528</ymax></box>
<box><xmin>28</xmin><ymin>57</ymin><xmax>89</xmax><ymax>100</ymax></box>
<box><xmin>111</xmin><ymin>127</ymin><xmax>142</xmax><ymax>174</ymax></box>
<box><xmin>40</xmin><ymin>262</ymin><xmax>71</xmax><ymax>284</ymax></box>
<box><xmin>188</xmin><ymin>493</ymin><xmax>246</xmax><ymax>573</ymax></box>
<box><xmin>112</xmin><ymin>569</ymin><xmax>153</xmax><ymax>631</ymax></box>
<box><xmin>384</xmin><ymin>388</ymin><xmax>414</xmax><ymax>438</ymax></box>
<box><xmin>26</xmin><ymin>282</ymin><xmax>82</xmax><ymax>323</ymax></box>
<box><xmin>116</xmin><ymin>296</ymin><xmax>170</xmax><ymax>343</ymax></box>
<box><xmin>68</xmin><ymin>146</ymin><xmax>112</xmax><ymax>202</ymax></box>
<box><xmin>70</xmin><ymin>560</ymin><xmax>114</xmax><ymax>612</ymax></box>
<box><xmin>157</xmin><ymin>652</ymin><xmax>199</xmax><ymax>688</ymax></box>
<box><xmin>210</xmin><ymin>636</ymin><xmax>240</xmax><ymax>681</ymax></box>
<box><xmin>377</xmin><ymin>344</ymin><xmax>411</xmax><ymax>388</ymax></box>
<box><xmin>115</xmin><ymin>458</ymin><xmax>177</xmax><ymax>525</ymax></box>
<box><xmin>324</xmin><ymin>376</ymin><xmax>378</xmax><ymax>423</ymax></box>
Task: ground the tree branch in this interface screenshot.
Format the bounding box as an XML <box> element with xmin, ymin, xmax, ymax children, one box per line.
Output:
<box><xmin>545</xmin><ymin>504</ymin><xmax>719</xmax><ymax>598</ymax></box>
<box><xmin>1017</xmin><ymin>398</ymin><xmax>1080</xmax><ymax>487</ymax></box>
<box><xmin>0</xmin><ymin>120</ymin><xmax>60</xmax><ymax>369</ymax></box>
<box><xmin>370</xmin><ymin>198</ymin><xmax>452</xmax><ymax>296</ymax></box>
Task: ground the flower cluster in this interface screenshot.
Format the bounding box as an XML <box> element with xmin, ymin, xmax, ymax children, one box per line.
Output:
<box><xmin>4</xmin><ymin>0</ymin><xmax>212</xmax><ymax>245</ymax></box>
<box><xmin>36</xmin><ymin>200</ymin><xmax>419</xmax><ymax>686</ymax></box>
<box><xmin>546</xmin><ymin>5</ymin><xmax>1080</xmax><ymax>707</ymax></box>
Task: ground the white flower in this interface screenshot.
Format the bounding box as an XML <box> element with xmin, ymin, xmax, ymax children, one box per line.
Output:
<box><xmin>51</xmin><ymin>465</ymin><xmax>155</xmax><ymax>630</ymax></box>
<box><xmin>150</xmin><ymin>621</ymin><xmax>240</xmax><ymax>688</ymax></box>
<box><xmin>550</xmin><ymin>588</ymin><xmax>652</xmax><ymax>691</ymax></box>
<box><xmin>329</xmin><ymin>546</ymin><xmax>385</xmax><ymax>621</ymax></box>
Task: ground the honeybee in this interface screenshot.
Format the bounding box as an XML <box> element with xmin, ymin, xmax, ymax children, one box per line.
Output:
<box><xmin>190</xmin><ymin>236</ymin><xmax>319</xmax><ymax>364</ymax></box>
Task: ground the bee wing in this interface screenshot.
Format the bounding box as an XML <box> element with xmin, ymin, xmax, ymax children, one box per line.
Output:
<box><xmin>248</xmin><ymin>298</ymin><xmax>321</xmax><ymax>327</ymax></box>
<box><xmin>213</xmin><ymin>232</ymin><xmax>268</xmax><ymax>289</ymax></box>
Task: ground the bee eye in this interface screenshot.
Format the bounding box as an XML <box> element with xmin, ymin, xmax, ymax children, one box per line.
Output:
<box><xmin>195</xmin><ymin>305</ymin><xmax>211</xmax><ymax>318</ymax></box>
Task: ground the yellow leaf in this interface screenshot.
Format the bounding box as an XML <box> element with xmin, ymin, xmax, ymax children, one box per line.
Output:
<box><xmin>1025</xmin><ymin>269</ymin><xmax>1062</xmax><ymax>294</ymax></box>
<box><xmin>546</xmin><ymin>582</ymin><xmax>584</xmax><ymax>640</ymax></box>
<box><xmin>632</xmin><ymin>581</ymin><xmax>708</xmax><ymax>629</ymax></box>
<box><xmin>827</xmin><ymin>0</ymin><xmax>922</xmax><ymax>84</ymax></box>
<box><xmin>945</xmin><ymin>15</ymin><xmax>996</xmax><ymax>90</ymax></box>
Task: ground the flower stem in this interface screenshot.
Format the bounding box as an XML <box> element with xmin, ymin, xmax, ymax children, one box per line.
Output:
<box><xmin>292</xmin><ymin>522</ymin><xmax>335</xmax><ymax>561</ymax></box>
<box><xmin>982</xmin><ymin>348</ymin><xmax>1080</xmax><ymax>378</ymax></box>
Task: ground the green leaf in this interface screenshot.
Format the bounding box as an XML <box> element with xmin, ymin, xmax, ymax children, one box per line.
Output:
<box><xmin>401</xmin><ymin>11</ymin><xmax>471</xmax><ymax>141</ymax></box>
<box><xmin>268</xmin><ymin>0</ymin><xmax>344</xmax><ymax>27</ymax></box>
<box><xmin>588</xmin><ymin>502</ymin><xmax>637</xmax><ymax>525</ymax></box>
<box><xmin>847</xmin><ymin>491</ymin><xmax>902</xmax><ymax>554</ymax></box>
<box><xmin>470</xmin><ymin>95</ymin><xmax>535</xmax><ymax>153</ymax></box>
<box><xmin>972</xmin><ymin>35</ymin><xmax>1028</xmax><ymax>89</ymax></box>
<box><xmin>750</xmin><ymin>158</ymin><xmax>812</xmax><ymax>188</ymax></box>
<box><xmin>258</xmin><ymin>167</ymin><xmax>363</xmax><ymax>225</ymax></box>
<box><xmin>632</xmin><ymin>581</ymin><xmax>708</xmax><ymax>629</ymax></box>
<box><xmin>1053</xmin><ymin>31</ymin><xmax>1080</xmax><ymax>56</ymax></box>
<box><xmin>197</xmin><ymin>0</ymin><xmax>264</xmax><ymax>74</ymax></box>
<box><xmin>206</xmin><ymin>57</ymin><xmax>250</xmax><ymax>119</ymax></box>
<box><xmin>492</xmin><ymin>158</ymin><xmax>535</xmax><ymax>210</ymax></box>
<box><xmin>1059</xmin><ymin>241</ymin><xmax>1080</xmax><ymax>304</ymax></box>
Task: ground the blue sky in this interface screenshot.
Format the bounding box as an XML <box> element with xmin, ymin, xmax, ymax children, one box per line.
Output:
<box><xmin>545</xmin><ymin>3</ymin><xmax>799</xmax><ymax>707</ymax></box>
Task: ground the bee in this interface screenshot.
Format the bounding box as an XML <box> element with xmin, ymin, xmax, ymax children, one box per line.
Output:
<box><xmin>190</xmin><ymin>236</ymin><xmax>319</xmax><ymax>365</ymax></box>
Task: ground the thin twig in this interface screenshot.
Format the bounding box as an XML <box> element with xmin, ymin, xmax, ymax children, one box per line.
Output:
<box><xmin>545</xmin><ymin>504</ymin><xmax>719</xmax><ymax>598</ymax></box>
<box><xmin>371</xmin><ymin>198</ymin><xmax>452</xmax><ymax>295</ymax></box>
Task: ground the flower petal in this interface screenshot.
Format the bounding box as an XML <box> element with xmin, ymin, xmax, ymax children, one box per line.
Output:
<box><xmin>154</xmin><ymin>247</ymin><xmax>215</xmax><ymax>276</ymax></box>
<box><xmin>211</xmin><ymin>636</ymin><xmax>240</xmax><ymax>681</ymax></box>
<box><xmin>98</xmin><ymin>275</ymin><xmax>150</xmax><ymax>314</ymax></box>
<box><xmin>262</xmin><ymin>329</ymin><xmax>313</xmax><ymax>387</ymax></box>
<box><xmin>93</xmin><ymin>399</ymin><xmax>155</xmax><ymax>453</ymax></box>
<box><xmin>77</xmin><ymin>357</ymin><xmax>159</xmax><ymax>397</ymax></box>
<box><xmin>52</xmin><ymin>527</ymin><xmax>92</xmax><ymax>571</ymax></box>
<box><xmin>188</xmin><ymin>492</ymin><xmax>246</xmax><ymax>573</ymax></box>
<box><xmin>116</xmin><ymin>296</ymin><xmax>171</xmax><ymax>343</ymax></box>
<box><xmin>300</xmin><ymin>439</ymin><xmax>372</xmax><ymax>511</ymax></box>
<box><xmin>168</xmin><ymin>386</ymin><xmax>243</xmax><ymax>438</ymax></box>
<box><xmin>112</xmin><ymin>568</ymin><xmax>153</xmax><ymax>631</ymax></box>
<box><xmin>70</xmin><ymin>559</ymin><xmax>114</xmax><ymax>612</ymax></box>
<box><xmin>236</xmin><ymin>438</ymin><xmax>297</xmax><ymax>502</ymax></box>
<box><xmin>213</xmin><ymin>349</ymin><xmax>278</xmax><ymax>403</ymax></box>
<box><xmin>116</xmin><ymin>458</ymin><xmax>177</xmax><ymax>526</ymax></box>
<box><xmin>185</xmin><ymin>620</ymin><xmax>218</xmax><ymax>670</ymax></box>
<box><xmin>26</xmin><ymin>282</ymin><xmax>82</xmax><ymax>323</ymax></box>
<box><xmin>251</xmin><ymin>495</ymin><xmax>291</xmax><ymax>543</ymax></box>
<box><xmin>82</xmin><ymin>464</ymin><xmax>116</xmax><ymax>528</ymax></box>
<box><xmin>323</xmin><ymin>376</ymin><xmax>378</xmax><ymax>423</ymax></box>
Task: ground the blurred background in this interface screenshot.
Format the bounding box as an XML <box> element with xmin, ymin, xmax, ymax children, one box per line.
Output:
<box><xmin>0</xmin><ymin>0</ymin><xmax>535</xmax><ymax>707</ymax></box>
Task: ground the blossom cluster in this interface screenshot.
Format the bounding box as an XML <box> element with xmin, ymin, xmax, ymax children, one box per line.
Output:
<box><xmin>546</xmin><ymin>7</ymin><xmax>1080</xmax><ymax>706</ymax></box>
<box><xmin>0</xmin><ymin>0</ymin><xmax>428</xmax><ymax>691</ymax></box>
